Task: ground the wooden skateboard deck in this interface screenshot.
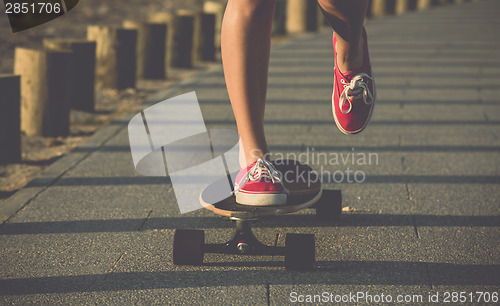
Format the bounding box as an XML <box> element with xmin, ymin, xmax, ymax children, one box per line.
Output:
<box><xmin>200</xmin><ymin>159</ymin><xmax>322</xmax><ymax>219</ymax></box>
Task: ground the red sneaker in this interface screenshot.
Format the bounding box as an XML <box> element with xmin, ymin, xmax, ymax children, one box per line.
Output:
<box><xmin>234</xmin><ymin>159</ymin><xmax>288</xmax><ymax>206</ymax></box>
<box><xmin>332</xmin><ymin>28</ymin><xmax>376</xmax><ymax>134</ymax></box>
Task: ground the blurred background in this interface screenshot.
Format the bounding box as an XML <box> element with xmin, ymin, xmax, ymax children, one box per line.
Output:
<box><xmin>0</xmin><ymin>0</ymin><xmax>207</xmax><ymax>73</ymax></box>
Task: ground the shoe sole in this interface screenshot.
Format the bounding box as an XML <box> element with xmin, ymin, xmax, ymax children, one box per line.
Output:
<box><xmin>235</xmin><ymin>191</ymin><xmax>287</xmax><ymax>206</ymax></box>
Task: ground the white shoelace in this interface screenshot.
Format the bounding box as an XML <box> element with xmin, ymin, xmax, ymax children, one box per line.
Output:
<box><xmin>234</xmin><ymin>159</ymin><xmax>283</xmax><ymax>193</ymax></box>
<box><xmin>339</xmin><ymin>73</ymin><xmax>375</xmax><ymax>114</ymax></box>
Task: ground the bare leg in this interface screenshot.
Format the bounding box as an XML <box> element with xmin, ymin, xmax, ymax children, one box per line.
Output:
<box><xmin>221</xmin><ymin>0</ymin><xmax>277</xmax><ymax>168</ymax></box>
<box><xmin>317</xmin><ymin>0</ymin><xmax>369</xmax><ymax>73</ymax></box>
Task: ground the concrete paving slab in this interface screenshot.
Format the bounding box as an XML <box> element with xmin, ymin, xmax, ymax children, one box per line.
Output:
<box><xmin>336</xmin><ymin>184</ymin><xmax>412</xmax><ymax>214</ymax></box>
<box><xmin>417</xmin><ymin>226</ymin><xmax>499</xmax><ymax>265</ymax></box>
<box><xmin>397</xmin><ymin>125</ymin><xmax>500</xmax><ymax>146</ymax></box>
<box><xmin>0</xmin><ymin>232</ymin><xmax>139</xmax><ymax>280</ymax></box>
<box><xmin>417</xmin><ymin>226</ymin><xmax>500</xmax><ymax>291</ymax></box>
<box><xmin>408</xmin><ymin>184</ymin><xmax>499</xmax><ymax>215</ymax></box>
<box><xmin>1</xmin><ymin>287</ymin><xmax>267</xmax><ymax>305</ymax></box>
<box><xmin>402</xmin><ymin>152</ymin><xmax>500</xmax><ymax>176</ymax></box>
<box><xmin>271</xmin><ymin>285</ymin><xmax>432</xmax><ymax>305</ymax></box>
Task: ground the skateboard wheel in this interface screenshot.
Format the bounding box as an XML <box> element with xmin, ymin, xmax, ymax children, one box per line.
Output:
<box><xmin>315</xmin><ymin>190</ymin><xmax>342</xmax><ymax>222</ymax></box>
<box><xmin>172</xmin><ymin>229</ymin><xmax>204</xmax><ymax>265</ymax></box>
<box><xmin>285</xmin><ymin>233</ymin><xmax>315</xmax><ymax>271</ymax></box>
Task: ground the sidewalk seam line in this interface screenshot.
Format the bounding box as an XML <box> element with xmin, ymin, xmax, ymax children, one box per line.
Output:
<box><xmin>411</xmin><ymin>215</ymin><xmax>420</xmax><ymax>239</ymax></box>
<box><xmin>138</xmin><ymin>209</ymin><xmax>153</xmax><ymax>231</ymax></box>
<box><xmin>266</xmin><ymin>283</ymin><xmax>271</xmax><ymax>306</ymax></box>
<box><xmin>104</xmin><ymin>252</ymin><xmax>127</xmax><ymax>280</ymax></box>
<box><xmin>425</xmin><ymin>263</ymin><xmax>434</xmax><ymax>290</ymax></box>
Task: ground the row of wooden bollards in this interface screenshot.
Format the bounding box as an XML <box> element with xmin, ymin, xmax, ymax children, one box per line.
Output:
<box><xmin>368</xmin><ymin>0</ymin><xmax>476</xmax><ymax>17</ymax></box>
<box><xmin>275</xmin><ymin>0</ymin><xmax>477</xmax><ymax>33</ymax></box>
<box><xmin>0</xmin><ymin>1</ymin><xmax>227</xmax><ymax>164</ymax></box>
<box><xmin>0</xmin><ymin>0</ymin><xmax>474</xmax><ymax>164</ymax></box>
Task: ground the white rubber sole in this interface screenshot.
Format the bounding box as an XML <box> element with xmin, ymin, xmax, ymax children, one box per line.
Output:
<box><xmin>235</xmin><ymin>191</ymin><xmax>287</xmax><ymax>206</ymax></box>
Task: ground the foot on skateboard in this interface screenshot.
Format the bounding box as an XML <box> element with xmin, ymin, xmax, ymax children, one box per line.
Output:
<box><xmin>172</xmin><ymin>159</ymin><xmax>342</xmax><ymax>270</ymax></box>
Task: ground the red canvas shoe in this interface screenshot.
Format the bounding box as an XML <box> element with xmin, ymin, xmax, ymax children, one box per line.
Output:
<box><xmin>332</xmin><ymin>28</ymin><xmax>376</xmax><ymax>134</ymax></box>
<box><xmin>234</xmin><ymin>159</ymin><xmax>288</xmax><ymax>206</ymax></box>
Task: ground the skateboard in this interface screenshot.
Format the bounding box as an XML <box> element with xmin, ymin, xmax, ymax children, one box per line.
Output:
<box><xmin>172</xmin><ymin>159</ymin><xmax>342</xmax><ymax>271</ymax></box>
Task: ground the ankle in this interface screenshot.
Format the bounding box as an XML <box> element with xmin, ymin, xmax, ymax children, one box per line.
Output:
<box><xmin>239</xmin><ymin>149</ymin><xmax>269</xmax><ymax>168</ymax></box>
<box><xmin>335</xmin><ymin>39</ymin><xmax>364</xmax><ymax>73</ymax></box>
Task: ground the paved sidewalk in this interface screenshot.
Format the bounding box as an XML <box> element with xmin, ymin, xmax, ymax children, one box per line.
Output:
<box><xmin>1</xmin><ymin>1</ymin><xmax>499</xmax><ymax>304</ymax></box>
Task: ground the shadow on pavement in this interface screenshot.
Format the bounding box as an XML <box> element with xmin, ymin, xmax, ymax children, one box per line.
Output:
<box><xmin>1</xmin><ymin>214</ymin><xmax>498</xmax><ymax>235</ymax></box>
<box><xmin>0</xmin><ymin>261</ymin><xmax>498</xmax><ymax>296</ymax></box>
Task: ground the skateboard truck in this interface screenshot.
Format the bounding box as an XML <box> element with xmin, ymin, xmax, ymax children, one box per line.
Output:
<box><xmin>205</xmin><ymin>217</ymin><xmax>283</xmax><ymax>256</ymax></box>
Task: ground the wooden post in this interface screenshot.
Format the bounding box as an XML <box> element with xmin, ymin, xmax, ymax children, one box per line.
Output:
<box><xmin>408</xmin><ymin>0</ymin><xmax>419</xmax><ymax>10</ymax></box>
<box><xmin>272</xmin><ymin>0</ymin><xmax>287</xmax><ymax>36</ymax></box>
<box><xmin>87</xmin><ymin>26</ymin><xmax>137</xmax><ymax>90</ymax></box>
<box><xmin>177</xmin><ymin>9</ymin><xmax>202</xmax><ymax>64</ymax></box>
<box><xmin>395</xmin><ymin>0</ymin><xmax>409</xmax><ymax>14</ymax></box>
<box><xmin>371</xmin><ymin>0</ymin><xmax>387</xmax><ymax>17</ymax></box>
<box><xmin>182</xmin><ymin>10</ymin><xmax>216</xmax><ymax>62</ymax></box>
<box><xmin>123</xmin><ymin>21</ymin><xmax>167</xmax><ymax>79</ymax></box>
<box><xmin>171</xmin><ymin>13</ymin><xmax>194</xmax><ymax>68</ymax></box>
<box><xmin>150</xmin><ymin>12</ymin><xmax>194</xmax><ymax>68</ymax></box>
<box><xmin>0</xmin><ymin>75</ymin><xmax>21</xmax><ymax>164</ymax></box>
<box><xmin>43</xmin><ymin>39</ymin><xmax>96</xmax><ymax>112</ymax></box>
<box><xmin>417</xmin><ymin>0</ymin><xmax>429</xmax><ymax>10</ymax></box>
<box><xmin>149</xmin><ymin>11</ymin><xmax>174</xmax><ymax>75</ymax></box>
<box><xmin>371</xmin><ymin>0</ymin><xmax>397</xmax><ymax>17</ymax></box>
<box><xmin>203</xmin><ymin>1</ymin><xmax>226</xmax><ymax>52</ymax></box>
<box><xmin>14</xmin><ymin>47</ymin><xmax>72</xmax><ymax>137</ymax></box>
<box><xmin>417</xmin><ymin>0</ymin><xmax>437</xmax><ymax>9</ymax></box>
<box><xmin>286</xmin><ymin>0</ymin><xmax>318</xmax><ymax>34</ymax></box>
<box><xmin>198</xmin><ymin>13</ymin><xmax>216</xmax><ymax>61</ymax></box>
